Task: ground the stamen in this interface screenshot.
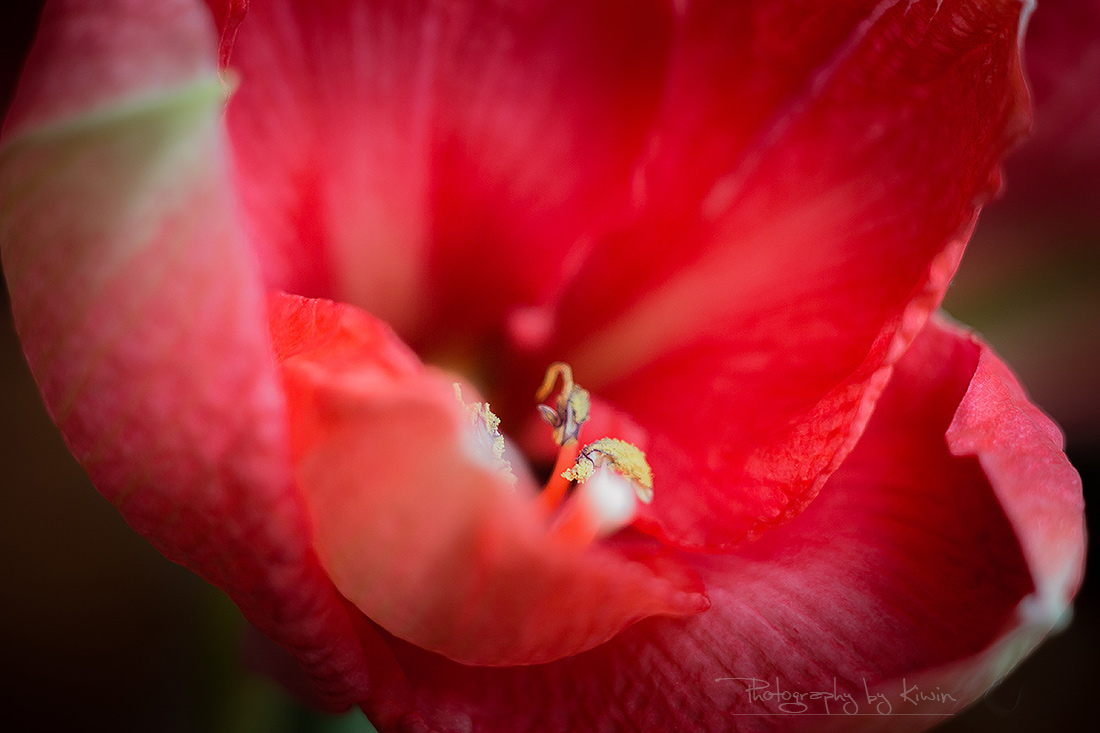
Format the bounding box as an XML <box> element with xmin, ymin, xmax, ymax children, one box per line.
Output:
<box><xmin>451</xmin><ymin>361</ymin><xmax>653</xmax><ymax>532</ymax></box>
<box><xmin>562</xmin><ymin>438</ymin><xmax>654</xmax><ymax>504</ymax></box>
<box><xmin>535</xmin><ymin>362</ymin><xmax>590</xmax><ymax>447</ymax></box>
<box><xmin>454</xmin><ymin>384</ymin><xmax>515</xmax><ymax>485</ymax></box>
<box><xmin>535</xmin><ymin>439</ymin><xmax>581</xmax><ymax>516</ymax></box>
<box><xmin>533</xmin><ymin>363</ymin><xmax>654</xmax><ymax>534</ymax></box>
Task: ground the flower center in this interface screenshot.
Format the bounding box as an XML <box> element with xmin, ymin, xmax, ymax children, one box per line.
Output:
<box><xmin>457</xmin><ymin>362</ymin><xmax>653</xmax><ymax>544</ymax></box>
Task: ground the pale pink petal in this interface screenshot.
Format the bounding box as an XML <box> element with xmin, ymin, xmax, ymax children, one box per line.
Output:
<box><xmin>1</xmin><ymin>0</ymin><xmax>369</xmax><ymax>709</ymax></box>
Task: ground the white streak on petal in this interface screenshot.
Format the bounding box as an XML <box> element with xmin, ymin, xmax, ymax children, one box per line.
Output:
<box><xmin>575</xmin><ymin>466</ymin><xmax>638</xmax><ymax>538</ymax></box>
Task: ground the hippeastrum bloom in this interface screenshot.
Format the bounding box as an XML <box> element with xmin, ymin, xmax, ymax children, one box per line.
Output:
<box><xmin>0</xmin><ymin>0</ymin><xmax>1085</xmax><ymax>730</ymax></box>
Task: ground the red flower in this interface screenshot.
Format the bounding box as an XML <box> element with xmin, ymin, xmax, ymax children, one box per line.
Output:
<box><xmin>0</xmin><ymin>1</ymin><xmax>1084</xmax><ymax>731</ymax></box>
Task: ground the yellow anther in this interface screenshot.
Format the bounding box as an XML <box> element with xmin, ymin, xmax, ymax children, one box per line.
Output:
<box><xmin>454</xmin><ymin>384</ymin><xmax>514</xmax><ymax>484</ymax></box>
<box><xmin>562</xmin><ymin>457</ymin><xmax>595</xmax><ymax>484</ymax></box>
<box><xmin>534</xmin><ymin>363</ymin><xmax>654</xmax><ymax>529</ymax></box>
<box><xmin>535</xmin><ymin>362</ymin><xmax>591</xmax><ymax>447</ymax></box>
<box><xmin>562</xmin><ymin>437</ymin><xmax>654</xmax><ymax>504</ymax></box>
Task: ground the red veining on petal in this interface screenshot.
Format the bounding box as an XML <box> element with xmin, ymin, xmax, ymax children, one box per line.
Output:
<box><xmin>548</xmin><ymin>0</ymin><xmax>1033</xmax><ymax>550</ymax></box>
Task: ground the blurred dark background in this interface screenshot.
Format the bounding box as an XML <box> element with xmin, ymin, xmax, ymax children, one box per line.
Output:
<box><xmin>1</xmin><ymin>2</ymin><xmax>1096</xmax><ymax>731</ymax></box>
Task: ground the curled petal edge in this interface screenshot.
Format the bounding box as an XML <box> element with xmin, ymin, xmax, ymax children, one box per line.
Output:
<box><xmin>831</xmin><ymin>315</ymin><xmax>1086</xmax><ymax>731</ymax></box>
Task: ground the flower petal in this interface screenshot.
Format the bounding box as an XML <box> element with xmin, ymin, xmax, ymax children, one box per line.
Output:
<box><xmin>0</xmin><ymin>0</ymin><xmax>369</xmax><ymax>709</ymax></box>
<box><xmin>549</xmin><ymin>0</ymin><xmax>1034</xmax><ymax>548</ymax></box>
<box><xmin>201</xmin><ymin>0</ymin><xmax>248</xmax><ymax>68</ymax></box>
<box><xmin>221</xmin><ymin>0</ymin><xmax>674</xmax><ymax>343</ymax></box>
<box><xmin>347</xmin><ymin>318</ymin><xmax>1083</xmax><ymax>733</ymax></box>
<box><xmin>270</xmin><ymin>292</ymin><xmax>708</xmax><ymax>668</ymax></box>
<box><xmin>944</xmin><ymin>318</ymin><xmax>1085</xmax><ymax>623</ymax></box>
<box><xmin>996</xmin><ymin>0</ymin><xmax>1100</xmax><ymax>217</ymax></box>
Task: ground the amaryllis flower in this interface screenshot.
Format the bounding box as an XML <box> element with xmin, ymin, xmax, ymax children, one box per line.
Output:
<box><xmin>0</xmin><ymin>0</ymin><xmax>1085</xmax><ymax>730</ymax></box>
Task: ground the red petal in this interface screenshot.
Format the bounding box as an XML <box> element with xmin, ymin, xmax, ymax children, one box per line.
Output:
<box><xmin>270</xmin><ymin>292</ymin><xmax>707</xmax><ymax>668</ymax></box>
<box><xmin>221</xmin><ymin>0</ymin><xmax>673</xmax><ymax>342</ymax></box>
<box><xmin>201</xmin><ymin>0</ymin><xmax>248</xmax><ymax>68</ymax></box>
<box><xmin>1</xmin><ymin>0</ymin><xmax>369</xmax><ymax>709</ymax></box>
<box><xmin>996</xmin><ymin>0</ymin><xmax>1100</xmax><ymax>217</ymax></box>
<box><xmin>550</xmin><ymin>0</ymin><xmax>1033</xmax><ymax>548</ymax></box>
<box><xmin>945</xmin><ymin>319</ymin><xmax>1085</xmax><ymax>617</ymax></box>
<box><xmin>349</xmin><ymin>318</ymin><xmax>1083</xmax><ymax>733</ymax></box>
